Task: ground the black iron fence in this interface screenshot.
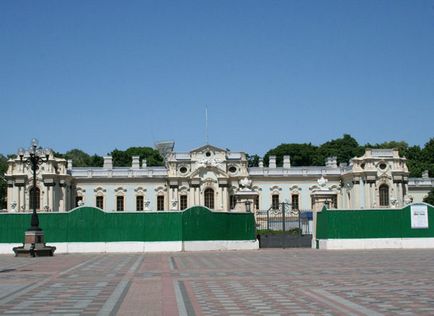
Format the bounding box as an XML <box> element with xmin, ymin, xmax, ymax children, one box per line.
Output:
<box><xmin>255</xmin><ymin>203</ymin><xmax>313</xmax><ymax>235</ymax></box>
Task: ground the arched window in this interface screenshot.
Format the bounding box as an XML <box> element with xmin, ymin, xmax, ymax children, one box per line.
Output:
<box><xmin>379</xmin><ymin>184</ymin><xmax>389</xmax><ymax>207</ymax></box>
<box><xmin>29</xmin><ymin>187</ymin><xmax>40</xmax><ymax>210</ymax></box>
<box><xmin>96</xmin><ymin>195</ymin><xmax>104</xmax><ymax>209</ymax></box>
<box><xmin>204</xmin><ymin>188</ymin><xmax>214</xmax><ymax>209</ymax></box>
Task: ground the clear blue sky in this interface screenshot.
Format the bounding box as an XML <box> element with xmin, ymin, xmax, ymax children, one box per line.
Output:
<box><xmin>1</xmin><ymin>1</ymin><xmax>433</xmax><ymax>157</ymax></box>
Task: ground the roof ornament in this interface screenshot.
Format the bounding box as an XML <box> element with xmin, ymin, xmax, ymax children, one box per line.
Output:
<box><xmin>239</xmin><ymin>177</ymin><xmax>252</xmax><ymax>191</ymax></box>
<box><xmin>317</xmin><ymin>175</ymin><xmax>328</xmax><ymax>187</ymax></box>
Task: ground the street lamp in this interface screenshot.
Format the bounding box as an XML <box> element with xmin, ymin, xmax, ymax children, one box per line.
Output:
<box><xmin>17</xmin><ymin>138</ymin><xmax>51</xmax><ymax>231</ymax></box>
<box><xmin>13</xmin><ymin>139</ymin><xmax>56</xmax><ymax>257</ymax></box>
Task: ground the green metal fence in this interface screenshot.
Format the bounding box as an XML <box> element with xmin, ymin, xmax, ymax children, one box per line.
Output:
<box><xmin>316</xmin><ymin>203</ymin><xmax>434</xmax><ymax>239</ymax></box>
<box><xmin>0</xmin><ymin>206</ymin><xmax>256</xmax><ymax>243</ymax></box>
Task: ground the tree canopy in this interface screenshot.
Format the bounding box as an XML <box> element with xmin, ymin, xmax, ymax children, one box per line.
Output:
<box><xmin>423</xmin><ymin>188</ymin><xmax>434</xmax><ymax>206</ymax></box>
<box><xmin>55</xmin><ymin>147</ymin><xmax>164</xmax><ymax>168</ymax></box>
<box><xmin>61</xmin><ymin>149</ymin><xmax>104</xmax><ymax>167</ymax></box>
<box><xmin>110</xmin><ymin>147</ymin><xmax>164</xmax><ymax>167</ymax></box>
<box><xmin>262</xmin><ymin>134</ymin><xmax>363</xmax><ymax>167</ymax></box>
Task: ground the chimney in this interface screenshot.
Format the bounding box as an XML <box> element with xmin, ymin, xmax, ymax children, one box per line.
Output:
<box><xmin>325</xmin><ymin>156</ymin><xmax>337</xmax><ymax>168</ymax></box>
<box><xmin>422</xmin><ymin>170</ymin><xmax>429</xmax><ymax>178</ymax></box>
<box><xmin>103</xmin><ymin>156</ymin><xmax>112</xmax><ymax>169</ymax></box>
<box><xmin>269</xmin><ymin>156</ymin><xmax>276</xmax><ymax>168</ymax></box>
<box><xmin>259</xmin><ymin>159</ymin><xmax>264</xmax><ymax>168</ymax></box>
<box><xmin>283</xmin><ymin>155</ymin><xmax>291</xmax><ymax>168</ymax></box>
<box><xmin>142</xmin><ymin>159</ymin><xmax>147</xmax><ymax>167</ymax></box>
<box><xmin>132</xmin><ymin>156</ymin><xmax>140</xmax><ymax>169</ymax></box>
<box><xmin>67</xmin><ymin>159</ymin><xmax>73</xmax><ymax>170</ymax></box>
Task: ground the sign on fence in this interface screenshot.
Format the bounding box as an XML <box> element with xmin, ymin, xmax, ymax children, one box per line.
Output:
<box><xmin>411</xmin><ymin>204</ymin><xmax>429</xmax><ymax>229</ymax></box>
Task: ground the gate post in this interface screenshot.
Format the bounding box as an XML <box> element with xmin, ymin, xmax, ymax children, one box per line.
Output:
<box><xmin>282</xmin><ymin>202</ymin><xmax>285</xmax><ymax>232</ymax></box>
<box><xmin>267</xmin><ymin>208</ymin><xmax>270</xmax><ymax>230</ymax></box>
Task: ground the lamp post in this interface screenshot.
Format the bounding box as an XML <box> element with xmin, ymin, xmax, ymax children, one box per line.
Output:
<box><xmin>13</xmin><ymin>139</ymin><xmax>56</xmax><ymax>257</ymax></box>
<box><xmin>17</xmin><ymin>138</ymin><xmax>51</xmax><ymax>231</ymax></box>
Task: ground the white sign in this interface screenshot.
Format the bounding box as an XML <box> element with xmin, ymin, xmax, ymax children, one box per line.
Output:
<box><xmin>411</xmin><ymin>204</ymin><xmax>429</xmax><ymax>229</ymax></box>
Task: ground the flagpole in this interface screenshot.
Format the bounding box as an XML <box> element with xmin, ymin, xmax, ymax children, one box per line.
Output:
<box><xmin>206</xmin><ymin>106</ymin><xmax>208</xmax><ymax>144</ymax></box>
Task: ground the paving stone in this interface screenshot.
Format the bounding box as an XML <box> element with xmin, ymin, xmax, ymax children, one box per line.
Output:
<box><xmin>1</xmin><ymin>249</ymin><xmax>434</xmax><ymax>314</ymax></box>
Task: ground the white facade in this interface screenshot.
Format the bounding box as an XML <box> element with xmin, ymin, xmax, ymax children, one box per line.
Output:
<box><xmin>5</xmin><ymin>144</ymin><xmax>433</xmax><ymax>213</ymax></box>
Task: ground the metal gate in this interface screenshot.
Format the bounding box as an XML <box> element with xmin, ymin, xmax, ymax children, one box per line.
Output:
<box><xmin>255</xmin><ymin>202</ymin><xmax>312</xmax><ymax>248</ymax></box>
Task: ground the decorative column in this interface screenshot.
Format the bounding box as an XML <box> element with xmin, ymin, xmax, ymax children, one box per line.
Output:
<box><xmin>189</xmin><ymin>186</ymin><xmax>195</xmax><ymax>207</ymax></box>
<box><xmin>218</xmin><ymin>179</ymin><xmax>228</xmax><ymax>211</ymax></box>
<box><xmin>173</xmin><ymin>186</ymin><xmax>178</xmax><ymax>210</ymax></box>
<box><xmin>190</xmin><ymin>179</ymin><xmax>200</xmax><ymax>207</ymax></box>
<box><xmin>20</xmin><ymin>186</ymin><xmax>25</xmax><ymax>211</ymax></box>
<box><xmin>222</xmin><ymin>186</ymin><xmax>228</xmax><ymax>211</ymax></box>
<box><xmin>196</xmin><ymin>187</ymin><xmax>201</xmax><ymax>206</ymax></box>
<box><xmin>44</xmin><ymin>186</ymin><xmax>53</xmax><ymax>211</ymax></box>
<box><xmin>359</xmin><ymin>177</ymin><xmax>365</xmax><ymax>209</ymax></box>
<box><xmin>61</xmin><ymin>182</ymin><xmax>66</xmax><ymax>212</ymax></box>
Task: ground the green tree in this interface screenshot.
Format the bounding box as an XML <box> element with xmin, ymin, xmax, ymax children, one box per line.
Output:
<box><xmin>316</xmin><ymin>134</ymin><xmax>364</xmax><ymax>165</ymax></box>
<box><xmin>64</xmin><ymin>149</ymin><xmax>93</xmax><ymax>167</ymax></box>
<box><xmin>0</xmin><ymin>154</ymin><xmax>8</xmax><ymax>209</ymax></box>
<box><xmin>420</xmin><ymin>138</ymin><xmax>434</xmax><ymax>177</ymax></box>
<box><xmin>246</xmin><ymin>154</ymin><xmax>260</xmax><ymax>167</ymax></box>
<box><xmin>423</xmin><ymin>188</ymin><xmax>434</xmax><ymax>206</ymax></box>
<box><xmin>111</xmin><ymin>147</ymin><xmax>164</xmax><ymax>167</ymax></box>
<box><xmin>264</xmin><ymin>143</ymin><xmax>318</xmax><ymax>167</ymax></box>
<box><xmin>63</xmin><ymin>149</ymin><xmax>103</xmax><ymax>167</ymax></box>
<box><xmin>89</xmin><ymin>154</ymin><xmax>104</xmax><ymax>167</ymax></box>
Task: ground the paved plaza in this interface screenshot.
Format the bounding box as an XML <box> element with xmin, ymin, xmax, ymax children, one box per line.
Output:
<box><xmin>0</xmin><ymin>249</ymin><xmax>434</xmax><ymax>315</ymax></box>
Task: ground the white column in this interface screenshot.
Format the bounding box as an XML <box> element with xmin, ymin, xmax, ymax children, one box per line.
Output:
<box><xmin>189</xmin><ymin>188</ymin><xmax>195</xmax><ymax>207</ymax></box>
<box><xmin>360</xmin><ymin>178</ymin><xmax>365</xmax><ymax>209</ymax></box>
<box><xmin>223</xmin><ymin>187</ymin><xmax>228</xmax><ymax>211</ymax></box>
<box><xmin>20</xmin><ymin>187</ymin><xmax>25</xmax><ymax>211</ymax></box>
<box><xmin>218</xmin><ymin>187</ymin><xmax>223</xmax><ymax>210</ymax></box>
<box><xmin>174</xmin><ymin>187</ymin><xmax>178</xmax><ymax>210</ymax></box>
<box><xmin>49</xmin><ymin>186</ymin><xmax>54</xmax><ymax>211</ymax></box>
<box><xmin>61</xmin><ymin>185</ymin><xmax>66</xmax><ymax>212</ymax></box>
<box><xmin>45</xmin><ymin>186</ymin><xmax>50</xmax><ymax>211</ymax></box>
<box><xmin>196</xmin><ymin>187</ymin><xmax>201</xmax><ymax>206</ymax></box>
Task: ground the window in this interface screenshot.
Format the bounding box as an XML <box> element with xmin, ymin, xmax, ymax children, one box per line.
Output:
<box><xmin>30</xmin><ymin>187</ymin><xmax>40</xmax><ymax>210</ymax></box>
<box><xmin>291</xmin><ymin>194</ymin><xmax>299</xmax><ymax>210</ymax></box>
<box><xmin>272</xmin><ymin>194</ymin><xmax>279</xmax><ymax>209</ymax></box>
<box><xmin>157</xmin><ymin>196</ymin><xmax>164</xmax><ymax>211</ymax></box>
<box><xmin>228</xmin><ymin>166</ymin><xmax>237</xmax><ymax>173</ymax></box>
<box><xmin>230</xmin><ymin>195</ymin><xmax>236</xmax><ymax>209</ymax></box>
<box><xmin>116</xmin><ymin>196</ymin><xmax>124</xmax><ymax>211</ymax></box>
<box><xmin>96</xmin><ymin>196</ymin><xmax>104</xmax><ymax>209</ymax></box>
<box><xmin>180</xmin><ymin>195</ymin><xmax>187</xmax><ymax>210</ymax></box>
<box><xmin>136</xmin><ymin>195</ymin><xmax>144</xmax><ymax>211</ymax></box>
<box><xmin>75</xmin><ymin>196</ymin><xmax>83</xmax><ymax>207</ymax></box>
<box><xmin>379</xmin><ymin>184</ymin><xmax>389</xmax><ymax>206</ymax></box>
<box><xmin>204</xmin><ymin>188</ymin><xmax>214</xmax><ymax>209</ymax></box>
<box><xmin>254</xmin><ymin>196</ymin><xmax>259</xmax><ymax>210</ymax></box>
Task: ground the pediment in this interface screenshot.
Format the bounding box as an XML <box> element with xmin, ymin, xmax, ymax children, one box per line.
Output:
<box><xmin>190</xmin><ymin>144</ymin><xmax>227</xmax><ymax>154</ymax></box>
<box><xmin>190</xmin><ymin>165</ymin><xmax>228</xmax><ymax>178</ymax></box>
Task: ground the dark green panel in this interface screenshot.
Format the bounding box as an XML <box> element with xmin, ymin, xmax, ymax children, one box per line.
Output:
<box><xmin>143</xmin><ymin>212</ymin><xmax>182</xmax><ymax>241</ymax></box>
<box><xmin>182</xmin><ymin>207</ymin><xmax>256</xmax><ymax>241</ymax></box>
<box><xmin>401</xmin><ymin>205</ymin><xmax>434</xmax><ymax>238</ymax></box>
<box><xmin>66</xmin><ymin>207</ymin><xmax>107</xmax><ymax>242</ymax></box>
<box><xmin>316</xmin><ymin>204</ymin><xmax>434</xmax><ymax>239</ymax></box>
<box><xmin>0</xmin><ymin>206</ymin><xmax>255</xmax><ymax>243</ymax></box>
<box><xmin>105</xmin><ymin>212</ymin><xmax>145</xmax><ymax>242</ymax></box>
<box><xmin>39</xmin><ymin>213</ymin><xmax>68</xmax><ymax>242</ymax></box>
<box><xmin>0</xmin><ymin>214</ymin><xmax>31</xmax><ymax>243</ymax></box>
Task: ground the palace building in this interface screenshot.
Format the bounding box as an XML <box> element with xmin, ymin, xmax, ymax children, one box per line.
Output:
<box><xmin>4</xmin><ymin>143</ymin><xmax>434</xmax><ymax>213</ymax></box>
